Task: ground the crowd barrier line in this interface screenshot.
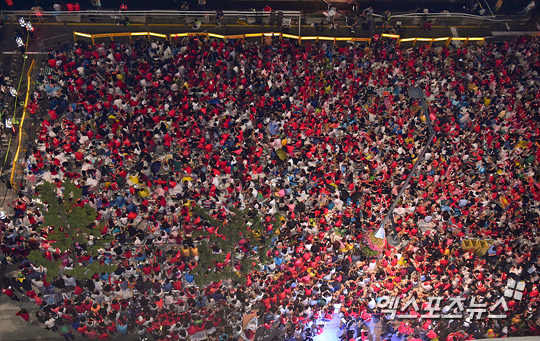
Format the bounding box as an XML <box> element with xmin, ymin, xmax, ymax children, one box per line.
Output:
<box><xmin>10</xmin><ymin>59</ymin><xmax>35</xmax><ymax>188</ymax></box>
<box><xmin>73</xmin><ymin>31</ymin><xmax>486</xmax><ymax>47</ymax></box>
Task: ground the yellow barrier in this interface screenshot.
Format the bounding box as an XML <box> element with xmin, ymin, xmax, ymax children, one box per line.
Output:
<box><xmin>208</xmin><ymin>33</ymin><xmax>225</xmax><ymax>39</ymax></box>
<box><xmin>74</xmin><ymin>31</ymin><xmax>169</xmax><ymax>44</ymax></box>
<box><xmin>223</xmin><ymin>34</ymin><xmax>245</xmax><ymax>40</ymax></box>
<box><xmin>74</xmin><ymin>31</ymin><xmax>373</xmax><ymax>45</ymax></box>
<box><xmin>351</xmin><ymin>37</ymin><xmax>372</xmax><ymax>43</ymax></box>
<box><xmin>381</xmin><ymin>33</ymin><xmax>400</xmax><ymax>39</ymax></box>
<box><xmin>10</xmin><ymin>59</ymin><xmax>35</xmax><ymax>188</ymax></box>
<box><xmin>73</xmin><ymin>31</ymin><xmax>485</xmax><ymax>48</ymax></box>
<box><xmin>169</xmin><ymin>32</ymin><xmax>371</xmax><ymax>45</ymax></box>
<box><xmin>282</xmin><ymin>34</ymin><xmax>299</xmax><ymax>39</ymax></box>
<box><xmin>397</xmin><ymin>37</ymin><xmax>485</xmax><ymax>47</ymax></box>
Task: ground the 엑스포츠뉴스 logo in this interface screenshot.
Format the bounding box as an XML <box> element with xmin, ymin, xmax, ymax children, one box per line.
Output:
<box><xmin>504</xmin><ymin>278</ymin><xmax>525</xmax><ymax>301</ymax></box>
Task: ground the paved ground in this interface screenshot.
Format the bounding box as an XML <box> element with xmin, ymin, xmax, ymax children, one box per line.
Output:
<box><xmin>0</xmin><ymin>298</ymin><xmax>73</xmax><ymax>341</ymax></box>
<box><xmin>0</xmin><ymin>269</ymin><xmax>140</xmax><ymax>341</ymax></box>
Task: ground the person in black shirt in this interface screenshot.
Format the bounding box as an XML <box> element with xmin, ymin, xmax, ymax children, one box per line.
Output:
<box><xmin>115</xmin><ymin>232</ymin><xmax>126</xmax><ymax>245</ymax></box>
<box><xmin>310</xmin><ymin>243</ymin><xmax>320</xmax><ymax>255</ymax></box>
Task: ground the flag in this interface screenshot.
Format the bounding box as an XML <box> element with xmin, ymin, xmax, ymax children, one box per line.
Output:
<box><xmin>374</xmin><ymin>227</ymin><xmax>386</xmax><ymax>239</ymax></box>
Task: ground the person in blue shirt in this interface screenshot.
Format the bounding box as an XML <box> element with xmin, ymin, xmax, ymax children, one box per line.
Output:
<box><xmin>70</xmin><ymin>318</ymin><xmax>80</xmax><ymax>331</ymax></box>
<box><xmin>115</xmin><ymin>196</ymin><xmax>126</xmax><ymax>208</ymax></box>
<box><xmin>126</xmin><ymin>202</ymin><xmax>137</xmax><ymax>213</ymax></box>
<box><xmin>213</xmin><ymin>290</ymin><xmax>225</xmax><ymax>303</ymax></box>
<box><xmin>269</xmin><ymin>119</ymin><xmax>279</xmax><ymax>135</ymax></box>
<box><xmin>196</xmin><ymin>296</ymin><xmax>207</xmax><ymax>308</ymax></box>
<box><xmin>135</xmin><ymin>252</ymin><xmax>146</xmax><ymax>262</ymax></box>
<box><xmin>116</xmin><ymin>322</ymin><xmax>128</xmax><ymax>335</ymax></box>
<box><xmin>163</xmin><ymin>280</ymin><xmax>172</xmax><ymax>292</ymax></box>
<box><xmin>184</xmin><ymin>273</ymin><xmax>194</xmax><ymax>283</ymax></box>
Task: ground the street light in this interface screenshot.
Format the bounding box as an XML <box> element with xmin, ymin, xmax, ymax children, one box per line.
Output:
<box><xmin>377</xmin><ymin>86</ymin><xmax>436</xmax><ymax>247</ymax></box>
<box><xmin>386</xmin><ymin>214</ymin><xmax>400</xmax><ymax>247</ymax></box>
<box><xmin>408</xmin><ymin>86</ymin><xmax>435</xmax><ymax>135</ymax></box>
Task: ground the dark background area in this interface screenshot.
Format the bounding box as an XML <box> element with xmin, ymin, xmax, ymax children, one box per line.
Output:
<box><xmin>0</xmin><ymin>0</ymin><xmax>533</xmax><ymax>15</ymax></box>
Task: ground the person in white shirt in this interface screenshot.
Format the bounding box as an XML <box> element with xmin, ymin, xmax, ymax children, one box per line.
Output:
<box><xmin>44</xmin><ymin>317</ymin><xmax>57</xmax><ymax>331</ymax></box>
<box><xmin>367</xmin><ymin>295</ymin><xmax>376</xmax><ymax>309</ymax></box>
<box><xmin>421</xmin><ymin>281</ymin><xmax>433</xmax><ymax>292</ymax></box>
<box><xmin>63</xmin><ymin>274</ymin><xmax>76</xmax><ymax>287</ymax></box>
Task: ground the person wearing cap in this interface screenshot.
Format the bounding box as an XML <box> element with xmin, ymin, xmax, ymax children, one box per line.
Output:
<box><xmin>61</xmin><ymin>326</ymin><xmax>75</xmax><ymax>340</ymax></box>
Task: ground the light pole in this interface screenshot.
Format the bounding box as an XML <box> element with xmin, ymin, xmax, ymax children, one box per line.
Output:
<box><xmin>378</xmin><ymin>86</ymin><xmax>436</xmax><ymax>247</ymax></box>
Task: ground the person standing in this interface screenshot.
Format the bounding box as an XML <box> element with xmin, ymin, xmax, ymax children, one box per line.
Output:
<box><xmin>116</xmin><ymin>321</ymin><xmax>128</xmax><ymax>335</ymax></box>
<box><xmin>197</xmin><ymin>0</ymin><xmax>206</xmax><ymax>10</ymax></box>
<box><xmin>44</xmin><ymin>315</ymin><xmax>58</xmax><ymax>332</ymax></box>
<box><xmin>2</xmin><ymin>286</ymin><xmax>21</xmax><ymax>301</ymax></box>
<box><xmin>91</xmin><ymin>0</ymin><xmax>101</xmax><ymax>10</ymax></box>
<box><xmin>16</xmin><ymin>308</ymin><xmax>31</xmax><ymax>322</ymax></box>
<box><xmin>61</xmin><ymin>326</ymin><xmax>76</xmax><ymax>340</ymax></box>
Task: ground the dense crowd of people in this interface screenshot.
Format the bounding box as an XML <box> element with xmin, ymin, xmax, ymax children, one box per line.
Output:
<box><xmin>1</xmin><ymin>32</ymin><xmax>540</xmax><ymax>341</ymax></box>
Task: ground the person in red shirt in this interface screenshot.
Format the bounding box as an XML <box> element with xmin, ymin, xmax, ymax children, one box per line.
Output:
<box><xmin>111</xmin><ymin>299</ymin><xmax>120</xmax><ymax>311</ymax></box>
<box><xmin>75</xmin><ymin>303</ymin><xmax>86</xmax><ymax>314</ymax></box>
<box><xmin>86</xmin><ymin>327</ymin><xmax>98</xmax><ymax>339</ymax></box>
<box><xmin>385</xmin><ymin>280</ymin><xmax>395</xmax><ymax>291</ymax></box>
<box><xmin>142</xmin><ymin>264</ymin><xmax>152</xmax><ymax>276</ymax></box>
<box><xmin>2</xmin><ymin>287</ymin><xmax>20</xmax><ymax>301</ymax></box>
<box><xmin>439</xmin><ymin>256</ymin><xmax>449</xmax><ymax>267</ymax></box>
<box><xmin>78</xmin><ymin>324</ymin><xmax>88</xmax><ymax>336</ymax></box>
<box><xmin>16</xmin><ymin>308</ymin><xmax>30</xmax><ymax>322</ymax></box>
<box><xmin>35</xmin><ymin>293</ymin><xmax>43</xmax><ymax>306</ymax></box>
<box><xmin>25</xmin><ymin>289</ymin><xmax>37</xmax><ymax>301</ymax></box>
<box><xmin>186</xmin><ymin>324</ymin><xmax>197</xmax><ymax>335</ymax></box>
<box><xmin>106</xmin><ymin>322</ymin><xmax>116</xmax><ymax>336</ymax></box>
<box><xmin>172</xmin><ymin>279</ymin><xmax>182</xmax><ymax>291</ymax></box>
